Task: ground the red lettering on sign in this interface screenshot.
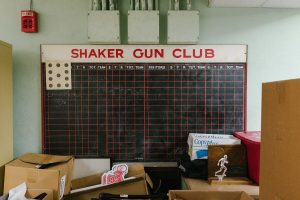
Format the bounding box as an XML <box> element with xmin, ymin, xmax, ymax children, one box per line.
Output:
<box><xmin>116</xmin><ymin>49</ymin><xmax>124</xmax><ymax>58</ymax></box>
<box><xmin>172</xmin><ymin>49</ymin><xmax>181</xmax><ymax>58</ymax></box>
<box><xmin>155</xmin><ymin>49</ymin><xmax>164</xmax><ymax>58</ymax></box>
<box><xmin>205</xmin><ymin>49</ymin><xmax>215</xmax><ymax>58</ymax></box>
<box><xmin>89</xmin><ymin>49</ymin><xmax>97</xmax><ymax>58</ymax></box>
<box><xmin>183</xmin><ymin>49</ymin><xmax>192</xmax><ymax>58</ymax></box>
<box><xmin>70</xmin><ymin>48</ymin><xmax>125</xmax><ymax>59</ymax></box>
<box><xmin>70</xmin><ymin>48</ymin><xmax>215</xmax><ymax>60</ymax></box>
<box><xmin>193</xmin><ymin>49</ymin><xmax>203</xmax><ymax>58</ymax></box>
<box><xmin>71</xmin><ymin>49</ymin><xmax>79</xmax><ymax>58</ymax></box>
<box><xmin>133</xmin><ymin>49</ymin><xmax>143</xmax><ymax>58</ymax></box>
<box><xmin>97</xmin><ymin>49</ymin><xmax>106</xmax><ymax>58</ymax></box>
<box><xmin>133</xmin><ymin>49</ymin><xmax>164</xmax><ymax>58</ymax></box>
<box><xmin>80</xmin><ymin>49</ymin><xmax>88</xmax><ymax>58</ymax></box>
<box><xmin>172</xmin><ymin>48</ymin><xmax>215</xmax><ymax>59</ymax></box>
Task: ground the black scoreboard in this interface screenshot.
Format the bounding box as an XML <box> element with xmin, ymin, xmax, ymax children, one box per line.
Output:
<box><xmin>41</xmin><ymin>45</ymin><xmax>247</xmax><ymax>162</ymax></box>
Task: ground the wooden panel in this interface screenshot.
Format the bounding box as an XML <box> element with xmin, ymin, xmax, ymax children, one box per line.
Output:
<box><xmin>0</xmin><ymin>40</ymin><xmax>13</xmax><ymax>167</ymax></box>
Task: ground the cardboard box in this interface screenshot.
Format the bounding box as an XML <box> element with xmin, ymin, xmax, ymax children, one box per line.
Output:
<box><xmin>169</xmin><ymin>190</ymin><xmax>254</xmax><ymax>200</ymax></box>
<box><xmin>26</xmin><ymin>189</ymin><xmax>53</xmax><ymax>200</ymax></box>
<box><xmin>261</xmin><ymin>79</ymin><xmax>300</xmax><ymax>200</ymax></box>
<box><xmin>182</xmin><ymin>177</ymin><xmax>259</xmax><ymax>197</ymax></box>
<box><xmin>65</xmin><ymin>164</ymin><xmax>152</xmax><ymax>200</ymax></box>
<box><xmin>188</xmin><ymin>133</ymin><xmax>241</xmax><ymax>159</ymax></box>
<box><xmin>4</xmin><ymin>153</ymin><xmax>74</xmax><ymax>200</ymax></box>
<box><xmin>0</xmin><ymin>189</ymin><xmax>53</xmax><ymax>200</ymax></box>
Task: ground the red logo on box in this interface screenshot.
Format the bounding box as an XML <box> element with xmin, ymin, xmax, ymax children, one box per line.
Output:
<box><xmin>101</xmin><ymin>164</ymin><xmax>128</xmax><ymax>185</ymax></box>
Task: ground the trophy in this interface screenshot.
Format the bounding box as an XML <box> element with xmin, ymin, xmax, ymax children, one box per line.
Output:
<box><xmin>215</xmin><ymin>154</ymin><xmax>228</xmax><ymax>181</ymax></box>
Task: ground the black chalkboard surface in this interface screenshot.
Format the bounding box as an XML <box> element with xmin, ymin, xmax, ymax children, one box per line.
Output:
<box><xmin>42</xmin><ymin>63</ymin><xmax>246</xmax><ymax>161</ymax></box>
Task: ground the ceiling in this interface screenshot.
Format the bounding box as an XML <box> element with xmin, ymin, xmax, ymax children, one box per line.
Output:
<box><xmin>209</xmin><ymin>0</ymin><xmax>300</xmax><ymax>8</ymax></box>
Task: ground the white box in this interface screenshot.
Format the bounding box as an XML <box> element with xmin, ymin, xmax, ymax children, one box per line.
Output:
<box><xmin>188</xmin><ymin>148</ymin><xmax>208</xmax><ymax>160</ymax></box>
<box><xmin>73</xmin><ymin>158</ymin><xmax>111</xmax><ymax>179</ymax></box>
<box><xmin>188</xmin><ymin>133</ymin><xmax>241</xmax><ymax>160</ymax></box>
<box><xmin>88</xmin><ymin>11</ymin><xmax>120</xmax><ymax>44</ymax></box>
<box><xmin>167</xmin><ymin>11</ymin><xmax>200</xmax><ymax>44</ymax></box>
<box><xmin>128</xmin><ymin>11</ymin><xmax>159</xmax><ymax>44</ymax></box>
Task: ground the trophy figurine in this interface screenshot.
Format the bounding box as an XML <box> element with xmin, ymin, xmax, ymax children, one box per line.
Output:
<box><xmin>215</xmin><ymin>154</ymin><xmax>228</xmax><ymax>181</ymax></box>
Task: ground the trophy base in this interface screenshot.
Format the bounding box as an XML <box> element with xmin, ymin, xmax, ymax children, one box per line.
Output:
<box><xmin>208</xmin><ymin>177</ymin><xmax>252</xmax><ymax>185</ymax></box>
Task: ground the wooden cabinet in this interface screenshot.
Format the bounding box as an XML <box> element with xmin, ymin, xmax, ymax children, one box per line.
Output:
<box><xmin>0</xmin><ymin>40</ymin><xmax>12</xmax><ymax>195</ymax></box>
<box><xmin>0</xmin><ymin>40</ymin><xmax>13</xmax><ymax>165</ymax></box>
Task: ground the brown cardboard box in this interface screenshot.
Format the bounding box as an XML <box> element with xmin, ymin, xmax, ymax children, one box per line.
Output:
<box><xmin>26</xmin><ymin>189</ymin><xmax>53</xmax><ymax>200</ymax></box>
<box><xmin>65</xmin><ymin>164</ymin><xmax>152</xmax><ymax>200</ymax></box>
<box><xmin>182</xmin><ymin>177</ymin><xmax>259</xmax><ymax>197</ymax></box>
<box><xmin>0</xmin><ymin>189</ymin><xmax>53</xmax><ymax>200</ymax></box>
<box><xmin>261</xmin><ymin>79</ymin><xmax>300</xmax><ymax>200</ymax></box>
<box><xmin>4</xmin><ymin>153</ymin><xmax>74</xmax><ymax>200</ymax></box>
<box><xmin>169</xmin><ymin>190</ymin><xmax>253</xmax><ymax>200</ymax></box>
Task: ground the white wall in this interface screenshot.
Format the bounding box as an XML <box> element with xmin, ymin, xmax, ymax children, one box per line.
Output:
<box><xmin>0</xmin><ymin>0</ymin><xmax>300</xmax><ymax>157</ymax></box>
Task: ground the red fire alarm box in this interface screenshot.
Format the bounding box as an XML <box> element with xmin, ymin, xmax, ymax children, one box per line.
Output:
<box><xmin>21</xmin><ymin>10</ymin><xmax>38</xmax><ymax>33</ymax></box>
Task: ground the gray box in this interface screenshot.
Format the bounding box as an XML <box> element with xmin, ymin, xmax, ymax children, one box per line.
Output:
<box><xmin>168</xmin><ymin>11</ymin><xmax>200</xmax><ymax>44</ymax></box>
<box><xmin>128</xmin><ymin>11</ymin><xmax>159</xmax><ymax>44</ymax></box>
<box><xmin>88</xmin><ymin>11</ymin><xmax>120</xmax><ymax>44</ymax></box>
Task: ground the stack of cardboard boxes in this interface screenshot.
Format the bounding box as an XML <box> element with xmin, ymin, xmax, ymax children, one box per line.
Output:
<box><xmin>3</xmin><ymin>153</ymin><xmax>73</xmax><ymax>200</ymax></box>
<box><xmin>0</xmin><ymin>154</ymin><xmax>151</xmax><ymax>200</ymax></box>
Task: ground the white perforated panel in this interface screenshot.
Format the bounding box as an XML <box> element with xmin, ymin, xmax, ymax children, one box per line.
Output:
<box><xmin>46</xmin><ymin>61</ymin><xmax>72</xmax><ymax>90</ymax></box>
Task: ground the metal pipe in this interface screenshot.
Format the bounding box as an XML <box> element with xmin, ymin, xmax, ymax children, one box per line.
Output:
<box><xmin>109</xmin><ymin>0</ymin><xmax>114</xmax><ymax>10</ymax></box>
<box><xmin>102</xmin><ymin>0</ymin><xmax>106</xmax><ymax>10</ymax></box>
<box><xmin>148</xmin><ymin>0</ymin><xmax>153</xmax><ymax>10</ymax></box>
<box><xmin>92</xmin><ymin>0</ymin><xmax>100</xmax><ymax>10</ymax></box>
<box><xmin>187</xmin><ymin>0</ymin><xmax>192</xmax><ymax>10</ymax></box>
<box><xmin>130</xmin><ymin>0</ymin><xmax>134</xmax><ymax>10</ymax></box>
<box><xmin>141</xmin><ymin>0</ymin><xmax>146</xmax><ymax>10</ymax></box>
<box><xmin>174</xmin><ymin>0</ymin><xmax>179</xmax><ymax>10</ymax></box>
<box><xmin>169</xmin><ymin>0</ymin><xmax>172</xmax><ymax>10</ymax></box>
<box><xmin>135</xmin><ymin>0</ymin><xmax>140</xmax><ymax>10</ymax></box>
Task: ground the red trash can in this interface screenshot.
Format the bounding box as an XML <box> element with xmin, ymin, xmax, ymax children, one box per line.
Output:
<box><xmin>234</xmin><ymin>131</ymin><xmax>261</xmax><ymax>185</ymax></box>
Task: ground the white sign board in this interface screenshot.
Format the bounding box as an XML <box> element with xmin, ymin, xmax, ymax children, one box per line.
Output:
<box><xmin>41</xmin><ymin>45</ymin><xmax>247</xmax><ymax>63</ymax></box>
